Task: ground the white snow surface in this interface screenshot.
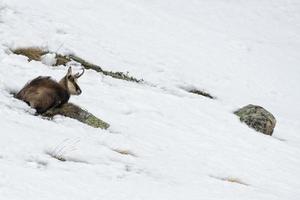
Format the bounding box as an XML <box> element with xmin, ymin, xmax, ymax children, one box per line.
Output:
<box><xmin>0</xmin><ymin>0</ymin><xmax>300</xmax><ymax>199</ymax></box>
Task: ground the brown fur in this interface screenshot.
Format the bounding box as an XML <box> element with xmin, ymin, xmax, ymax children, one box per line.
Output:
<box><xmin>16</xmin><ymin>67</ymin><xmax>83</xmax><ymax>114</ymax></box>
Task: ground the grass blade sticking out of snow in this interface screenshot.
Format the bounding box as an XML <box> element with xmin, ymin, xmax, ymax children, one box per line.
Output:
<box><xmin>45</xmin><ymin>138</ymin><xmax>80</xmax><ymax>162</ymax></box>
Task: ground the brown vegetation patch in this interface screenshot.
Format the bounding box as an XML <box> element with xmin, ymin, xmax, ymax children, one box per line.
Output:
<box><xmin>112</xmin><ymin>149</ymin><xmax>137</xmax><ymax>157</ymax></box>
<box><xmin>55</xmin><ymin>54</ymin><xmax>71</xmax><ymax>66</ymax></box>
<box><xmin>210</xmin><ymin>175</ymin><xmax>249</xmax><ymax>186</ymax></box>
<box><xmin>187</xmin><ymin>88</ymin><xmax>215</xmax><ymax>99</ymax></box>
<box><xmin>12</xmin><ymin>47</ymin><xmax>48</xmax><ymax>61</ymax></box>
<box><xmin>43</xmin><ymin>103</ymin><xmax>110</xmax><ymax>129</ymax></box>
<box><xmin>68</xmin><ymin>55</ymin><xmax>143</xmax><ymax>83</ymax></box>
<box><xmin>12</xmin><ymin>47</ymin><xmax>143</xmax><ymax>83</ymax></box>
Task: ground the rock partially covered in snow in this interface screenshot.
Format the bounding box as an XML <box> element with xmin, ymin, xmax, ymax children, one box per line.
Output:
<box><xmin>234</xmin><ymin>104</ymin><xmax>276</xmax><ymax>136</ymax></box>
<box><xmin>41</xmin><ymin>53</ymin><xmax>57</xmax><ymax>66</ymax></box>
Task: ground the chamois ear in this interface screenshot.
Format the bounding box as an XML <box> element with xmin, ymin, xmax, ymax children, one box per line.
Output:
<box><xmin>67</xmin><ymin>67</ymin><xmax>72</xmax><ymax>76</ymax></box>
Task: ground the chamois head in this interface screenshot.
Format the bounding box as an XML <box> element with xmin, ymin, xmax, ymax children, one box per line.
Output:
<box><xmin>61</xmin><ymin>67</ymin><xmax>84</xmax><ymax>95</ymax></box>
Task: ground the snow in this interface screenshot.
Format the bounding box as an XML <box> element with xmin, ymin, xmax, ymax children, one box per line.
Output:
<box><xmin>0</xmin><ymin>0</ymin><xmax>300</xmax><ymax>199</ymax></box>
<box><xmin>41</xmin><ymin>53</ymin><xmax>57</xmax><ymax>66</ymax></box>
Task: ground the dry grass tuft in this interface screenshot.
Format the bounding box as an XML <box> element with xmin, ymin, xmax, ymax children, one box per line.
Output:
<box><xmin>12</xmin><ymin>47</ymin><xmax>48</xmax><ymax>61</ymax></box>
<box><xmin>222</xmin><ymin>177</ymin><xmax>248</xmax><ymax>185</ymax></box>
<box><xmin>210</xmin><ymin>175</ymin><xmax>249</xmax><ymax>186</ymax></box>
<box><xmin>188</xmin><ymin>89</ymin><xmax>215</xmax><ymax>99</ymax></box>
<box><xmin>112</xmin><ymin>149</ymin><xmax>137</xmax><ymax>157</ymax></box>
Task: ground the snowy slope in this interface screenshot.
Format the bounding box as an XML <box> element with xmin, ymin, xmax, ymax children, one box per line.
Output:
<box><xmin>0</xmin><ymin>0</ymin><xmax>300</xmax><ymax>199</ymax></box>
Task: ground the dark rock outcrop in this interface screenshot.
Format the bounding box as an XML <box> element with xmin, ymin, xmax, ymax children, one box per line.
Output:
<box><xmin>43</xmin><ymin>103</ymin><xmax>110</xmax><ymax>129</ymax></box>
<box><xmin>234</xmin><ymin>104</ymin><xmax>276</xmax><ymax>136</ymax></box>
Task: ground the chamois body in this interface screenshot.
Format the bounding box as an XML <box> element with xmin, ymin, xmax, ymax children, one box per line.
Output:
<box><xmin>16</xmin><ymin>67</ymin><xmax>84</xmax><ymax>114</ymax></box>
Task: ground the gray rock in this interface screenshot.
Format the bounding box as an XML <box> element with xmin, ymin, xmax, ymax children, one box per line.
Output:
<box><xmin>234</xmin><ymin>104</ymin><xmax>276</xmax><ymax>136</ymax></box>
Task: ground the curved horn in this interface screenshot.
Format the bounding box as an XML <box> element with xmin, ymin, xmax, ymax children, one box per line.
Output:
<box><xmin>75</xmin><ymin>68</ymin><xmax>85</xmax><ymax>78</ymax></box>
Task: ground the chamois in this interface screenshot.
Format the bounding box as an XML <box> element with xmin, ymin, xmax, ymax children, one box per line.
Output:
<box><xmin>16</xmin><ymin>67</ymin><xmax>84</xmax><ymax>114</ymax></box>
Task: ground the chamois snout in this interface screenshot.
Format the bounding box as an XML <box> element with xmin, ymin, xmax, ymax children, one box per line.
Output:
<box><xmin>76</xmin><ymin>88</ymin><xmax>82</xmax><ymax>95</ymax></box>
